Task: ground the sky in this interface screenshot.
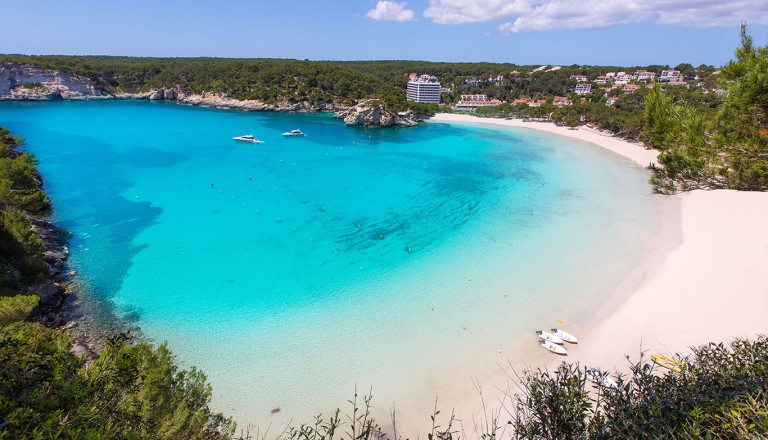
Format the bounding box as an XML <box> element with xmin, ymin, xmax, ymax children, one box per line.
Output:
<box><xmin>2</xmin><ymin>0</ymin><xmax>768</xmax><ymax>67</ymax></box>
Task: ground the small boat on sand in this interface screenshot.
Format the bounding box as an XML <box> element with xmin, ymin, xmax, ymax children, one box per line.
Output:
<box><xmin>536</xmin><ymin>330</ymin><xmax>564</xmax><ymax>345</ymax></box>
<box><xmin>540</xmin><ymin>340</ymin><xmax>568</xmax><ymax>355</ymax></box>
<box><xmin>651</xmin><ymin>354</ymin><xmax>684</xmax><ymax>372</ymax></box>
<box><xmin>586</xmin><ymin>368</ymin><xmax>617</xmax><ymax>389</ymax></box>
<box><xmin>282</xmin><ymin>129</ymin><xmax>306</xmax><ymax>137</ymax></box>
<box><xmin>233</xmin><ymin>135</ymin><xmax>264</xmax><ymax>143</ymax></box>
<box><xmin>551</xmin><ymin>328</ymin><xmax>578</xmax><ymax>344</ymax></box>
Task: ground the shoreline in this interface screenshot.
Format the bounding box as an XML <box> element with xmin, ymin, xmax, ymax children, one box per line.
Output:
<box><xmin>430</xmin><ymin>112</ymin><xmax>659</xmax><ymax>168</ymax></box>
<box><xmin>430</xmin><ymin>112</ymin><xmax>768</xmax><ymax>370</ymax></box>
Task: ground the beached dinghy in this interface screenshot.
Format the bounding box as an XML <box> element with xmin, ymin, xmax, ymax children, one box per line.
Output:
<box><xmin>536</xmin><ymin>330</ymin><xmax>564</xmax><ymax>345</ymax></box>
<box><xmin>540</xmin><ymin>340</ymin><xmax>568</xmax><ymax>355</ymax></box>
<box><xmin>586</xmin><ymin>368</ymin><xmax>617</xmax><ymax>389</ymax></box>
<box><xmin>551</xmin><ymin>328</ymin><xmax>578</xmax><ymax>344</ymax></box>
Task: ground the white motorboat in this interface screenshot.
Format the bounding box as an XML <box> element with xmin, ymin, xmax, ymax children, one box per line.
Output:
<box><xmin>540</xmin><ymin>340</ymin><xmax>568</xmax><ymax>355</ymax></box>
<box><xmin>586</xmin><ymin>368</ymin><xmax>617</xmax><ymax>389</ymax></box>
<box><xmin>233</xmin><ymin>135</ymin><xmax>264</xmax><ymax>143</ymax></box>
<box><xmin>282</xmin><ymin>129</ymin><xmax>306</xmax><ymax>137</ymax></box>
<box><xmin>551</xmin><ymin>328</ymin><xmax>579</xmax><ymax>344</ymax></box>
<box><xmin>536</xmin><ymin>330</ymin><xmax>564</xmax><ymax>345</ymax></box>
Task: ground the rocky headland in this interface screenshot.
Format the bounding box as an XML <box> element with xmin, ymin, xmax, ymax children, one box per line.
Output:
<box><xmin>0</xmin><ymin>63</ymin><xmax>106</xmax><ymax>99</ymax></box>
<box><xmin>1</xmin><ymin>62</ymin><xmax>346</xmax><ymax>113</ymax></box>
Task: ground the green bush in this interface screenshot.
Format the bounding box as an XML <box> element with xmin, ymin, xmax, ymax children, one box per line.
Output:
<box><xmin>0</xmin><ymin>324</ymin><xmax>235</xmax><ymax>439</ymax></box>
<box><xmin>508</xmin><ymin>337</ymin><xmax>768</xmax><ymax>439</ymax></box>
<box><xmin>0</xmin><ymin>294</ymin><xmax>38</xmax><ymax>325</ymax></box>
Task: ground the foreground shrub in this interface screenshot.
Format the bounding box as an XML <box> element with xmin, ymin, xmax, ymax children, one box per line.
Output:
<box><xmin>508</xmin><ymin>337</ymin><xmax>768</xmax><ymax>439</ymax></box>
<box><xmin>0</xmin><ymin>292</ymin><xmax>234</xmax><ymax>439</ymax></box>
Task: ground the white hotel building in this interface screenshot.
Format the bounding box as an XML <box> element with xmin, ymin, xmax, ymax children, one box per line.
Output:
<box><xmin>406</xmin><ymin>76</ymin><xmax>441</xmax><ymax>104</ymax></box>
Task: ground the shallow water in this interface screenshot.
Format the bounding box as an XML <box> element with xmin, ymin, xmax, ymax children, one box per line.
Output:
<box><xmin>1</xmin><ymin>101</ymin><xmax>666</xmax><ymax>433</ymax></box>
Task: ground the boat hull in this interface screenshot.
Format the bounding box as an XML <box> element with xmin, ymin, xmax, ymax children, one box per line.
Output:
<box><xmin>540</xmin><ymin>340</ymin><xmax>568</xmax><ymax>355</ymax></box>
<box><xmin>536</xmin><ymin>330</ymin><xmax>564</xmax><ymax>345</ymax></box>
<box><xmin>551</xmin><ymin>328</ymin><xmax>578</xmax><ymax>344</ymax></box>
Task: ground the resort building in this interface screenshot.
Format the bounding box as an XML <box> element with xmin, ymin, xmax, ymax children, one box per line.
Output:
<box><xmin>406</xmin><ymin>76</ymin><xmax>441</xmax><ymax>104</ymax></box>
<box><xmin>454</xmin><ymin>94</ymin><xmax>502</xmax><ymax>111</ymax></box>
<box><xmin>635</xmin><ymin>70</ymin><xmax>656</xmax><ymax>81</ymax></box>
<box><xmin>606</xmin><ymin>95</ymin><xmax>619</xmax><ymax>106</ymax></box>
<box><xmin>570</xmin><ymin>74</ymin><xmax>588</xmax><ymax>82</ymax></box>
<box><xmin>574</xmin><ymin>84</ymin><xmax>592</xmax><ymax>95</ymax></box>
<box><xmin>659</xmin><ymin>70</ymin><xmax>681</xmax><ymax>82</ymax></box>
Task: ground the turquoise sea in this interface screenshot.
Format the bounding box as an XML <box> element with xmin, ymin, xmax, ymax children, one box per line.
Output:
<box><xmin>1</xmin><ymin>101</ymin><xmax>667</xmax><ymax>431</ymax></box>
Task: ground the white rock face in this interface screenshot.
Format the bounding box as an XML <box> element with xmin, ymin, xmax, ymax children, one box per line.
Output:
<box><xmin>0</xmin><ymin>63</ymin><xmax>104</xmax><ymax>99</ymax></box>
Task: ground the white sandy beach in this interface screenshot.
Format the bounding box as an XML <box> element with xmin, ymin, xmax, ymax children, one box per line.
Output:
<box><xmin>431</xmin><ymin>112</ymin><xmax>768</xmax><ymax>376</ymax></box>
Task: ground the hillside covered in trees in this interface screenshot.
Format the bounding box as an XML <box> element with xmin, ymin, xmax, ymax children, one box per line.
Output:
<box><xmin>1</xmin><ymin>53</ymin><xmax>719</xmax><ymax>127</ymax></box>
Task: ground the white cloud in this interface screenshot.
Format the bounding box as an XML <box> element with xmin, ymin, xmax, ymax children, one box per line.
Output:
<box><xmin>424</xmin><ymin>0</ymin><xmax>532</xmax><ymax>24</ymax></box>
<box><xmin>421</xmin><ymin>0</ymin><xmax>768</xmax><ymax>30</ymax></box>
<box><xmin>367</xmin><ymin>1</ymin><xmax>416</xmax><ymax>22</ymax></box>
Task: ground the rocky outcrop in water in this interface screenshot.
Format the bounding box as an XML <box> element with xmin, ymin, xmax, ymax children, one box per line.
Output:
<box><xmin>0</xmin><ymin>63</ymin><xmax>106</xmax><ymax>100</ymax></box>
<box><xmin>333</xmin><ymin>99</ymin><xmax>418</xmax><ymax>127</ymax></box>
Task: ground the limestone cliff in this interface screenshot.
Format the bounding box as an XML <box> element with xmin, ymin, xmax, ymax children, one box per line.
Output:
<box><xmin>333</xmin><ymin>99</ymin><xmax>418</xmax><ymax>127</ymax></box>
<box><xmin>0</xmin><ymin>62</ymin><xmax>349</xmax><ymax>114</ymax></box>
<box><xmin>128</xmin><ymin>86</ymin><xmax>346</xmax><ymax>112</ymax></box>
<box><xmin>0</xmin><ymin>63</ymin><xmax>105</xmax><ymax>99</ymax></box>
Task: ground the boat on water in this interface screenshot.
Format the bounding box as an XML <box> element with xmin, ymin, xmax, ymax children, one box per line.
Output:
<box><xmin>282</xmin><ymin>129</ymin><xmax>306</xmax><ymax>137</ymax></box>
<box><xmin>586</xmin><ymin>368</ymin><xmax>617</xmax><ymax>389</ymax></box>
<box><xmin>536</xmin><ymin>330</ymin><xmax>564</xmax><ymax>345</ymax></box>
<box><xmin>540</xmin><ymin>340</ymin><xmax>568</xmax><ymax>355</ymax></box>
<box><xmin>551</xmin><ymin>328</ymin><xmax>579</xmax><ymax>344</ymax></box>
<box><xmin>651</xmin><ymin>353</ymin><xmax>684</xmax><ymax>372</ymax></box>
<box><xmin>233</xmin><ymin>135</ymin><xmax>264</xmax><ymax>143</ymax></box>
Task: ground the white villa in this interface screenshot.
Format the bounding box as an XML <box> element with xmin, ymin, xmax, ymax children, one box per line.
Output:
<box><xmin>635</xmin><ymin>70</ymin><xmax>656</xmax><ymax>81</ymax></box>
<box><xmin>659</xmin><ymin>70</ymin><xmax>681</xmax><ymax>82</ymax></box>
<box><xmin>594</xmin><ymin>76</ymin><xmax>611</xmax><ymax>85</ymax></box>
<box><xmin>574</xmin><ymin>84</ymin><xmax>592</xmax><ymax>95</ymax></box>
